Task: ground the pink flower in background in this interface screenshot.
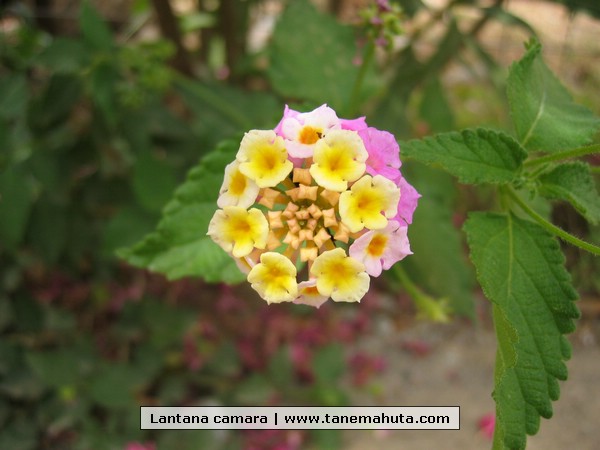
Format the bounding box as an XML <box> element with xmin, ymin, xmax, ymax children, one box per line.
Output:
<box><xmin>478</xmin><ymin>413</ymin><xmax>496</xmax><ymax>440</ymax></box>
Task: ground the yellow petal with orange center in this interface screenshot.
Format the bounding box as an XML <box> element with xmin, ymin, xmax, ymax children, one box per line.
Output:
<box><xmin>207</xmin><ymin>206</ymin><xmax>269</xmax><ymax>258</ymax></box>
<box><xmin>248</xmin><ymin>252</ymin><xmax>298</xmax><ymax>303</ymax></box>
<box><xmin>309</xmin><ymin>130</ymin><xmax>367</xmax><ymax>192</ymax></box>
<box><xmin>310</xmin><ymin>248</ymin><xmax>369</xmax><ymax>303</ymax></box>
<box><xmin>217</xmin><ymin>161</ymin><xmax>260</xmax><ymax>208</ymax></box>
<box><xmin>237</xmin><ymin>130</ymin><xmax>293</xmax><ymax>188</ymax></box>
<box><xmin>339</xmin><ymin>174</ymin><xmax>400</xmax><ymax>233</ymax></box>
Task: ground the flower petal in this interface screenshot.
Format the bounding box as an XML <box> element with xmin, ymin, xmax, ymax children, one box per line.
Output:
<box><xmin>349</xmin><ymin>220</ymin><xmax>412</xmax><ymax>276</ymax></box>
<box><xmin>217</xmin><ymin>160</ymin><xmax>260</xmax><ymax>208</ymax></box>
<box><xmin>310</xmin><ymin>248</ymin><xmax>369</xmax><ymax>303</ymax></box>
<box><xmin>294</xmin><ymin>280</ymin><xmax>329</xmax><ymax>308</ymax></box>
<box><xmin>393</xmin><ymin>176</ymin><xmax>421</xmax><ymax>226</ymax></box>
<box><xmin>237</xmin><ymin>130</ymin><xmax>293</xmax><ymax>188</ymax></box>
<box><xmin>207</xmin><ymin>206</ymin><xmax>269</xmax><ymax>258</ymax></box>
<box><xmin>359</xmin><ymin>127</ymin><xmax>401</xmax><ymax>182</ymax></box>
<box><xmin>248</xmin><ymin>252</ymin><xmax>298</xmax><ymax>303</ymax></box>
<box><xmin>338</xmin><ymin>174</ymin><xmax>400</xmax><ymax>232</ymax></box>
<box><xmin>309</xmin><ymin>130</ymin><xmax>368</xmax><ymax>192</ymax></box>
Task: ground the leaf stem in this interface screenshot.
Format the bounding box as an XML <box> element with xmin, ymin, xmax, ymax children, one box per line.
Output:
<box><xmin>347</xmin><ymin>41</ymin><xmax>375</xmax><ymax>117</ymax></box>
<box><xmin>523</xmin><ymin>143</ymin><xmax>600</xmax><ymax>167</ymax></box>
<box><xmin>506</xmin><ymin>188</ymin><xmax>600</xmax><ymax>255</ymax></box>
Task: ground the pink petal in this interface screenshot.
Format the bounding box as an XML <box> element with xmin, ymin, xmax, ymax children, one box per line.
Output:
<box><xmin>359</xmin><ymin>128</ymin><xmax>401</xmax><ymax>182</ymax></box>
<box><xmin>381</xmin><ymin>222</ymin><xmax>412</xmax><ymax>270</ymax></box>
<box><xmin>274</xmin><ymin>105</ymin><xmax>300</xmax><ymax>136</ymax></box>
<box><xmin>393</xmin><ymin>177</ymin><xmax>421</xmax><ymax>225</ymax></box>
<box><xmin>341</xmin><ymin>116</ymin><xmax>368</xmax><ymax>131</ymax></box>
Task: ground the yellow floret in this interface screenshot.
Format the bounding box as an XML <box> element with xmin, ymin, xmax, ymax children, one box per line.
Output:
<box><xmin>338</xmin><ymin>174</ymin><xmax>400</xmax><ymax>233</ymax></box>
<box><xmin>310</xmin><ymin>248</ymin><xmax>369</xmax><ymax>302</ymax></box>
<box><xmin>247</xmin><ymin>252</ymin><xmax>298</xmax><ymax>303</ymax></box>
<box><xmin>207</xmin><ymin>206</ymin><xmax>269</xmax><ymax>257</ymax></box>
<box><xmin>237</xmin><ymin>130</ymin><xmax>293</xmax><ymax>188</ymax></box>
<box><xmin>309</xmin><ymin>130</ymin><xmax>367</xmax><ymax>192</ymax></box>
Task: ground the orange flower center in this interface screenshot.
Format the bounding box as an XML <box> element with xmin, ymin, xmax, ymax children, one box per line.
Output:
<box><xmin>299</xmin><ymin>126</ymin><xmax>322</xmax><ymax>145</ymax></box>
<box><xmin>367</xmin><ymin>234</ymin><xmax>387</xmax><ymax>257</ymax></box>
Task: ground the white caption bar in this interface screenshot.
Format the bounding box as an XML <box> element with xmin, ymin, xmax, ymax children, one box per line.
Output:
<box><xmin>141</xmin><ymin>406</ymin><xmax>459</xmax><ymax>430</ymax></box>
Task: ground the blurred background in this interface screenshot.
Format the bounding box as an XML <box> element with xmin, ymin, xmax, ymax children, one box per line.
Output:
<box><xmin>1</xmin><ymin>0</ymin><xmax>599</xmax><ymax>449</ymax></box>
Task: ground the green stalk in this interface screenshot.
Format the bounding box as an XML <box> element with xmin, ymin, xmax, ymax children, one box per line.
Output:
<box><xmin>507</xmin><ymin>188</ymin><xmax>600</xmax><ymax>256</ymax></box>
<box><xmin>346</xmin><ymin>41</ymin><xmax>375</xmax><ymax>117</ymax></box>
<box><xmin>523</xmin><ymin>143</ymin><xmax>600</xmax><ymax>167</ymax></box>
<box><xmin>392</xmin><ymin>265</ymin><xmax>451</xmax><ymax>322</ymax></box>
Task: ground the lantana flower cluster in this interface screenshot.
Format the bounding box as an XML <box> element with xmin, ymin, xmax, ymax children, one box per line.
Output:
<box><xmin>208</xmin><ymin>105</ymin><xmax>419</xmax><ymax>307</ymax></box>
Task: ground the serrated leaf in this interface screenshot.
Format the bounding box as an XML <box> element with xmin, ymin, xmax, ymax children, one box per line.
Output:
<box><xmin>267</xmin><ymin>0</ymin><xmax>359</xmax><ymax>110</ymax></box>
<box><xmin>401</xmin><ymin>129</ymin><xmax>527</xmax><ymax>184</ymax></box>
<box><xmin>538</xmin><ymin>161</ymin><xmax>600</xmax><ymax>225</ymax></box>
<box><xmin>464</xmin><ymin>212</ymin><xmax>579</xmax><ymax>450</ymax></box>
<box><xmin>118</xmin><ymin>141</ymin><xmax>245</xmax><ymax>283</ymax></box>
<box><xmin>507</xmin><ymin>41</ymin><xmax>600</xmax><ymax>152</ymax></box>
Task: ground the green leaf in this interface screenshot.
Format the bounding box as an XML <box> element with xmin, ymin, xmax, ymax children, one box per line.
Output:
<box><xmin>507</xmin><ymin>40</ymin><xmax>600</xmax><ymax>152</ymax></box>
<box><xmin>80</xmin><ymin>1</ymin><xmax>114</xmax><ymax>52</ymax></box>
<box><xmin>401</xmin><ymin>128</ymin><xmax>527</xmax><ymax>185</ymax></box>
<box><xmin>132</xmin><ymin>151</ymin><xmax>178</xmax><ymax>213</ymax></box>
<box><xmin>401</xmin><ymin>164</ymin><xmax>475</xmax><ymax>317</ymax></box>
<box><xmin>0</xmin><ymin>164</ymin><xmax>35</xmax><ymax>252</ymax></box>
<box><xmin>102</xmin><ymin>206</ymin><xmax>158</xmax><ymax>255</ymax></box>
<box><xmin>0</xmin><ymin>74</ymin><xmax>28</xmax><ymax>120</ymax></box>
<box><xmin>464</xmin><ymin>212</ymin><xmax>579</xmax><ymax>449</ymax></box>
<box><xmin>35</xmin><ymin>38</ymin><xmax>89</xmax><ymax>73</ymax></box>
<box><xmin>28</xmin><ymin>74</ymin><xmax>83</xmax><ymax>130</ymax></box>
<box><xmin>118</xmin><ymin>140</ymin><xmax>245</xmax><ymax>283</ymax></box>
<box><xmin>26</xmin><ymin>349</ymin><xmax>88</xmax><ymax>388</ymax></box>
<box><xmin>538</xmin><ymin>161</ymin><xmax>600</xmax><ymax>225</ymax></box>
<box><xmin>88</xmin><ymin>363</ymin><xmax>148</xmax><ymax>409</ymax></box>
<box><xmin>267</xmin><ymin>0</ymin><xmax>359</xmax><ymax>110</ymax></box>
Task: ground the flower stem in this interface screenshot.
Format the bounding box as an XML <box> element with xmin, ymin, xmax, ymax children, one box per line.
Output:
<box><xmin>506</xmin><ymin>188</ymin><xmax>600</xmax><ymax>256</ymax></box>
<box><xmin>347</xmin><ymin>41</ymin><xmax>375</xmax><ymax>117</ymax></box>
<box><xmin>523</xmin><ymin>144</ymin><xmax>600</xmax><ymax>168</ymax></box>
<box><xmin>392</xmin><ymin>265</ymin><xmax>451</xmax><ymax>322</ymax></box>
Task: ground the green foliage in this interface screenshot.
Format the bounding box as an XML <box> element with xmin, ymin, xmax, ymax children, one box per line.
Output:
<box><xmin>401</xmin><ymin>129</ymin><xmax>527</xmax><ymax>185</ymax></box>
<box><xmin>405</xmin><ymin>40</ymin><xmax>599</xmax><ymax>449</ymax></box>
<box><xmin>507</xmin><ymin>40</ymin><xmax>600</xmax><ymax>152</ymax></box>
<box><xmin>465</xmin><ymin>213</ymin><xmax>579</xmax><ymax>449</ymax></box>
<box><xmin>537</xmin><ymin>161</ymin><xmax>600</xmax><ymax>224</ymax></box>
<box><xmin>118</xmin><ymin>141</ymin><xmax>245</xmax><ymax>283</ymax></box>
<box><xmin>267</xmin><ymin>0</ymin><xmax>361</xmax><ymax>111</ymax></box>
